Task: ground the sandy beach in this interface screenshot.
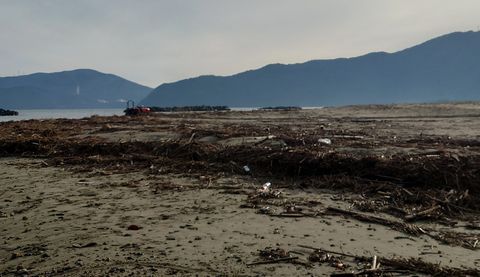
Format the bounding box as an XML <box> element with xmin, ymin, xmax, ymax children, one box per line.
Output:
<box><xmin>1</xmin><ymin>103</ymin><xmax>480</xmax><ymax>276</ymax></box>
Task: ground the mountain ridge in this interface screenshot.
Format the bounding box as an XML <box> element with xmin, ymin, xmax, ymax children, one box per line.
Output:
<box><xmin>0</xmin><ymin>69</ymin><xmax>152</xmax><ymax>109</ymax></box>
<box><xmin>142</xmin><ymin>30</ymin><xmax>480</xmax><ymax>107</ymax></box>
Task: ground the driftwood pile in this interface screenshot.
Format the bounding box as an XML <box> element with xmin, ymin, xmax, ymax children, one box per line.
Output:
<box><xmin>1</xmin><ymin>116</ymin><xmax>480</xmax><ymax>217</ymax></box>
<box><xmin>0</xmin><ymin>114</ymin><xmax>479</xmax><ymax>275</ymax></box>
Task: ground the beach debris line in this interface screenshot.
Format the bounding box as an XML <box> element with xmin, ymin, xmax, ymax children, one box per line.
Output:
<box><xmin>1</xmin><ymin>107</ymin><xmax>480</xmax><ymax>276</ymax></box>
<box><xmin>2</xmin><ymin>121</ymin><xmax>480</xmax><ymax>218</ymax></box>
<box><xmin>1</xmin><ymin>121</ymin><xmax>478</xmax><ymax>226</ymax></box>
<box><xmin>149</xmin><ymin>105</ymin><xmax>230</xmax><ymax>112</ymax></box>
<box><xmin>299</xmin><ymin>245</ymin><xmax>480</xmax><ymax>277</ymax></box>
<box><xmin>326</xmin><ymin>207</ymin><xmax>479</xmax><ymax>250</ymax></box>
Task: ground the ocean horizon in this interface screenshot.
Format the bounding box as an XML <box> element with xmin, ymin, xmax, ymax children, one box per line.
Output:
<box><xmin>0</xmin><ymin>108</ymin><xmax>125</xmax><ymax>122</ymax></box>
<box><xmin>0</xmin><ymin>107</ymin><xmax>325</xmax><ymax>122</ymax></box>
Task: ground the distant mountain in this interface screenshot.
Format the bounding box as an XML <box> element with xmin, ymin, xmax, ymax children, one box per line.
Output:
<box><xmin>142</xmin><ymin>31</ymin><xmax>480</xmax><ymax>107</ymax></box>
<box><xmin>0</xmin><ymin>69</ymin><xmax>152</xmax><ymax>109</ymax></box>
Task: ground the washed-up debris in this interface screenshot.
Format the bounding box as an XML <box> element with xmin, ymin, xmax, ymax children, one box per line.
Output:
<box><xmin>10</xmin><ymin>252</ymin><xmax>24</xmax><ymax>260</ymax></box>
<box><xmin>261</xmin><ymin>182</ymin><xmax>271</xmax><ymax>192</ymax></box>
<box><xmin>241</xmin><ymin>182</ymin><xmax>282</xmax><ymax>210</ymax></box>
<box><xmin>1</xmin><ymin>107</ymin><xmax>480</xmax><ymax>277</ymax></box>
<box><xmin>332</xmin><ymin>135</ymin><xmax>364</xmax><ymax>140</ymax></box>
<box><xmin>259</xmin><ymin>247</ymin><xmax>290</xmax><ymax>260</ymax></box>
<box><xmin>326</xmin><ymin>206</ymin><xmax>478</xmax><ymax>249</ymax></box>
<box><xmin>251</xmin><ymin>182</ymin><xmax>281</xmax><ymax>199</ymax></box>
<box><xmin>2</xmin><ymin>110</ymin><xmax>480</xmax><ymax>275</ymax></box>
<box><xmin>247</xmin><ymin>247</ymin><xmax>299</xmax><ymax>266</ymax></box>
<box><xmin>432</xmin><ymin>231</ymin><xmax>479</xmax><ymax>250</ymax></box>
<box><xmin>299</xmin><ymin>245</ymin><xmax>480</xmax><ymax>277</ymax></box>
<box><xmin>247</xmin><ymin>256</ymin><xmax>299</xmax><ymax>266</ymax></box>
<box><xmin>258</xmin><ymin>206</ymin><xmax>271</xmax><ymax>214</ymax></box>
<box><xmin>308</xmin><ymin>249</ymin><xmax>348</xmax><ymax>270</ymax></box>
<box><xmin>71</xmin><ymin>242</ymin><xmax>98</xmax><ymax>248</ymax></box>
<box><xmin>465</xmin><ymin>222</ymin><xmax>480</xmax><ymax>230</ymax></box>
<box><xmin>243</xmin><ymin>182</ymin><xmax>283</xmax><ymax>212</ymax></box>
<box><xmin>284</xmin><ymin>203</ymin><xmax>302</xmax><ymax>214</ymax></box>
<box><xmin>318</xmin><ymin>138</ymin><xmax>332</xmax><ymax>145</ymax></box>
<box><xmin>149</xmin><ymin>105</ymin><xmax>230</xmax><ymax>112</ymax></box>
<box><xmin>243</xmin><ymin>165</ymin><xmax>251</xmax><ymax>173</ymax></box>
<box><xmin>2</xmin><ymin>118</ymin><xmax>480</xmax><ymax>218</ymax></box>
<box><xmin>326</xmin><ymin>207</ymin><xmax>425</xmax><ymax>236</ymax></box>
<box><xmin>9</xmin><ymin>244</ymin><xmax>48</xmax><ymax>260</ymax></box>
<box><xmin>267</xmin><ymin>203</ymin><xmax>313</xmax><ymax>218</ymax></box>
<box><xmin>9</xmin><ymin>137</ymin><xmax>476</xmax><ymax>220</ymax></box>
<box><xmin>270</xmin><ymin>213</ymin><xmax>308</xmax><ymax>218</ymax></box>
<box><xmin>350</xmin><ymin>199</ymin><xmax>387</xmax><ymax>213</ymax></box>
<box><xmin>15</xmin><ymin>266</ymin><xmax>29</xmax><ymax>275</ymax></box>
<box><xmin>127</xmin><ymin>224</ymin><xmax>142</xmax><ymax>231</ymax></box>
<box><xmin>404</xmin><ymin>205</ymin><xmax>442</xmax><ymax>221</ymax></box>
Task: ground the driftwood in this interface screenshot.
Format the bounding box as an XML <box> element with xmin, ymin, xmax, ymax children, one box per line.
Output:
<box><xmin>246</xmin><ymin>256</ymin><xmax>298</xmax><ymax>266</ymax></box>
<box><xmin>326</xmin><ymin>206</ymin><xmax>479</xmax><ymax>249</ymax></box>
<box><xmin>404</xmin><ymin>205</ymin><xmax>441</xmax><ymax>221</ymax></box>
<box><xmin>298</xmin><ymin>245</ymin><xmax>480</xmax><ymax>277</ymax></box>
<box><xmin>326</xmin><ymin>207</ymin><xmax>425</xmax><ymax>236</ymax></box>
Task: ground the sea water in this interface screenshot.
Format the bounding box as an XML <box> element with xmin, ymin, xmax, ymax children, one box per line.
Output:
<box><xmin>0</xmin><ymin>109</ymin><xmax>124</xmax><ymax>122</ymax></box>
<box><xmin>0</xmin><ymin>107</ymin><xmax>324</xmax><ymax>122</ymax></box>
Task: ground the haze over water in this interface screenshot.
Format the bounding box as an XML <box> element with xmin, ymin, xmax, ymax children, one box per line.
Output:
<box><xmin>0</xmin><ymin>109</ymin><xmax>124</xmax><ymax>122</ymax></box>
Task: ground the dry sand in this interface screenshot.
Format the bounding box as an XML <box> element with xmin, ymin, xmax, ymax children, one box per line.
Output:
<box><xmin>1</xmin><ymin>103</ymin><xmax>480</xmax><ymax>276</ymax></box>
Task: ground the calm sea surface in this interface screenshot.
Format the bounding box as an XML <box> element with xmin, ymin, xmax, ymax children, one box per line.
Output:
<box><xmin>0</xmin><ymin>109</ymin><xmax>125</xmax><ymax>122</ymax></box>
<box><xmin>0</xmin><ymin>107</ymin><xmax>324</xmax><ymax>122</ymax></box>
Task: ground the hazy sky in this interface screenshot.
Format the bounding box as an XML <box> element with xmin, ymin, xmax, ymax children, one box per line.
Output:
<box><xmin>1</xmin><ymin>0</ymin><xmax>479</xmax><ymax>87</ymax></box>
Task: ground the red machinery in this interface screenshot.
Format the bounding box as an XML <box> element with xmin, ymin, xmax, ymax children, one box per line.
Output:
<box><xmin>124</xmin><ymin>100</ymin><xmax>151</xmax><ymax>116</ymax></box>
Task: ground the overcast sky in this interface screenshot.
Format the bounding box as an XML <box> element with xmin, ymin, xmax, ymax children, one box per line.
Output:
<box><xmin>1</xmin><ymin>0</ymin><xmax>479</xmax><ymax>87</ymax></box>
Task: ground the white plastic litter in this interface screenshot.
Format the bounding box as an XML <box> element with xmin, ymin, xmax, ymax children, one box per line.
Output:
<box><xmin>262</xmin><ymin>182</ymin><xmax>271</xmax><ymax>191</ymax></box>
<box><xmin>318</xmin><ymin>138</ymin><xmax>332</xmax><ymax>145</ymax></box>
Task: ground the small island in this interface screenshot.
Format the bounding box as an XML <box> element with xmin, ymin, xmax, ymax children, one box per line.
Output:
<box><xmin>0</xmin><ymin>108</ymin><xmax>18</xmax><ymax>116</ymax></box>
